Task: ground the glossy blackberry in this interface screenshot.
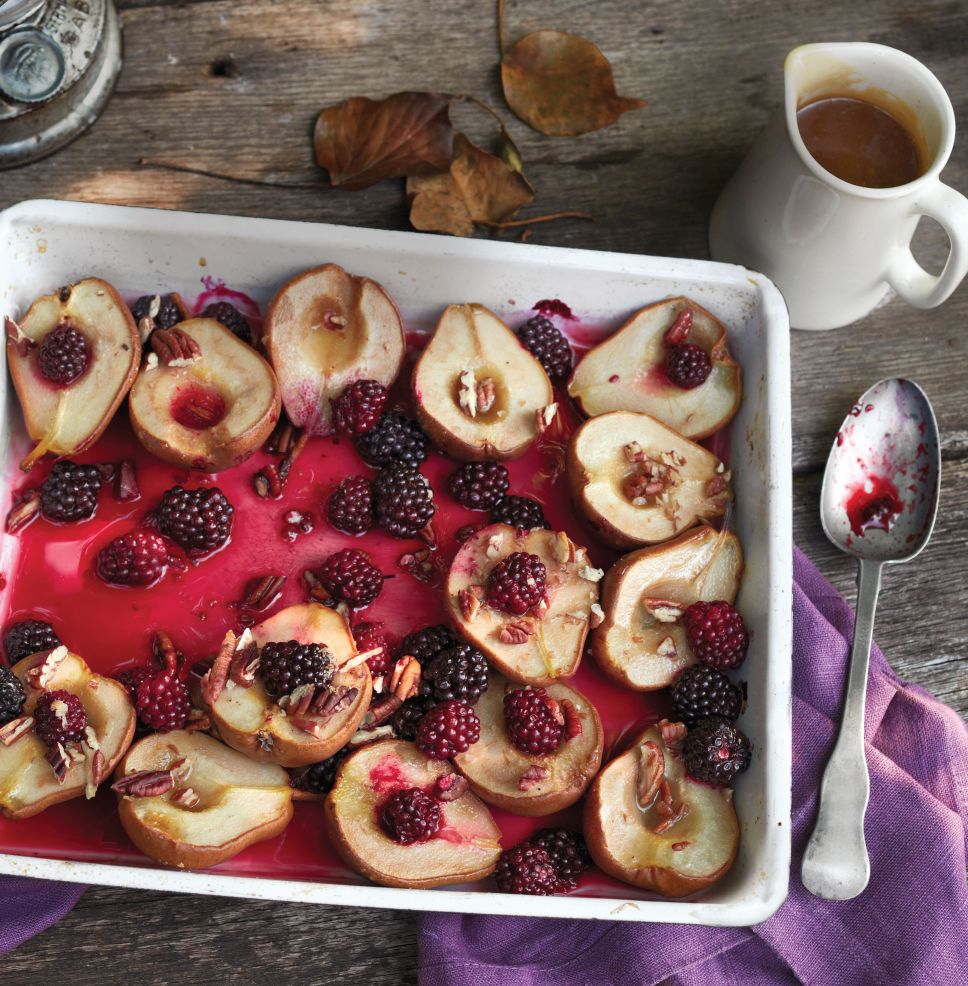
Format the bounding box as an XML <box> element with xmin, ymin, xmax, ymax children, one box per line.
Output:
<box><xmin>503</xmin><ymin>687</ymin><xmax>564</xmax><ymax>755</ymax></box>
<box><xmin>115</xmin><ymin>666</ymin><xmax>152</xmax><ymax>705</ymax></box>
<box><xmin>332</xmin><ymin>379</ymin><xmax>389</xmax><ymax>436</ymax></box>
<box><xmin>486</xmin><ymin>551</ymin><xmax>547</xmax><ymax>615</ymax></box>
<box><xmin>494</xmin><ymin>843</ymin><xmax>562</xmax><ymax>895</ymax></box>
<box><xmin>533</xmin><ymin>828</ymin><xmax>591</xmax><ymax>886</ymax></box>
<box><xmin>4</xmin><ymin>619</ymin><xmax>60</xmax><ymax>664</ymax></box>
<box><xmin>316</xmin><ymin>548</ymin><xmax>384</xmax><ymax>608</ymax></box>
<box><xmin>421</xmin><ymin>644</ymin><xmax>489</xmax><ymax>704</ymax></box>
<box><xmin>390</xmin><ymin>695</ymin><xmax>436</xmax><ymax>741</ymax></box>
<box><xmin>37</xmin><ymin>323</ymin><xmax>89</xmax><ymax>386</ymax></box>
<box><xmin>135</xmin><ymin>671</ymin><xmax>191</xmax><ymax>732</ymax></box>
<box><xmin>0</xmin><ymin>666</ymin><xmax>25</xmax><ymax>725</ymax></box>
<box><xmin>259</xmin><ymin>640</ymin><xmax>335</xmax><ymax>698</ymax></box>
<box><xmin>290</xmin><ymin>747</ymin><xmax>349</xmax><ymax>795</ymax></box>
<box><xmin>666</xmin><ymin>343</ymin><xmax>712</xmax><ymax>390</ymax></box>
<box><xmin>40</xmin><ymin>461</ymin><xmax>101</xmax><ymax>522</ymax></box>
<box><xmin>684</xmin><ymin>717</ymin><xmax>752</xmax><ymax>786</ymax></box>
<box><xmin>670</xmin><ymin>665</ymin><xmax>745</xmax><ymax>726</ymax></box>
<box><xmin>131</xmin><ymin>294</ymin><xmax>183</xmax><ymax>331</ymax></box>
<box><xmin>448</xmin><ymin>461</ymin><xmax>509</xmax><ymax>510</ymax></box>
<box><xmin>399</xmin><ymin>624</ymin><xmax>457</xmax><ymax>665</ymax></box>
<box><xmin>200</xmin><ymin>301</ymin><xmax>253</xmax><ymax>345</ymax></box>
<box><xmin>381</xmin><ymin>787</ymin><xmax>442</xmax><ymax>844</ymax></box>
<box><xmin>327</xmin><ymin>475</ymin><xmax>375</xmax><ymax>535</ymax></box>
<box><xmin>415</xmin><ymin>699</ymin><xmax>480</xmax><ymax>758</ymax></box>
<box><xmin>95</xmin><ymin>530</ymin><xmax>169</xmax><ymax>587</ymax></box>
<box><xmin>683</xmin><ymin>601</ymin><xmax>749</xmax><ymax>670</ymax></box>
<box><xmin>517</xmin><ymin>314</ymin><xmax>573</xmax><ymax>381</ymax></box>
<box><xmin>155</xmin><ymin>485</ymin><xmax>234</xmax><ymax>556</ymax></box>
<box><xmin>372</xmin><ymin>464</ymin><xmax>435</xmax><ymax>538</ymax></box>
<box><xmin>489</xmin><ymin>494</ymin><xmax>549</xmax><ymax>531</ymax></box>
<box><xmin>355</xmin><ymin>412</ymin><xmax>428</xmax><ymax>468</ymax></box>
<box><xmin>352</xmin><ymin>621</ymin><xmax>393</xmax><ymax>676</ymax></box>
<box><xmin>34</xmin><ymin>689</ymin><xmax>87</xmax><ymax>747</ymax></box>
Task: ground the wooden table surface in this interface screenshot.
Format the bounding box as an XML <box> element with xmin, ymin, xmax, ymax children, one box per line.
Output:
<box><xmin>2</xmin><ymin>0</ymin><xmax>966</xmax><ymax>982</ymax></box>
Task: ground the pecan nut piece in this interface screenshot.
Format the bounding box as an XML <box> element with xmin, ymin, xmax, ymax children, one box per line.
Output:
<box><xmin>0</xmin><ymin>715</ymin><xmax>34</xmax><ymax>746</ymax></box>
<box><xmin>499</xmin><ymin>620</ymin><xmax>534</xmax><ymax>645</ymax></box>
<box><xmin>151</xmin><ymin>327</ymin><xmax>202</xmax><ymax>366</ymax></box>
<box><xmin>112</xmin><ymin>769</ymin><xmax>176</xmax><ymax>798</ymax></box>
<box><xmin>434</xmin><ymin>773</ymin><xmax>468</xmax><ymax>802</ymax></box>
<box><xmin>636</xmin><ymin>740</ymin><xmax>665</xmax><ymax>810</ymax></box>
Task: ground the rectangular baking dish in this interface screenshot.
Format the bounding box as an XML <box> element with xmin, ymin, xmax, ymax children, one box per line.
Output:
<box><xmin>0</xmin><ymin>199</ymin><xmax>792</xmax><ymax>926</ymax></box>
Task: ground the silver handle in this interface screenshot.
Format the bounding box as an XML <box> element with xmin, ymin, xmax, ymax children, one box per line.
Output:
<box><xmin>801</xmin><ymin>558</ymin><xmax>882</xmax><ymax>900</ymax></box>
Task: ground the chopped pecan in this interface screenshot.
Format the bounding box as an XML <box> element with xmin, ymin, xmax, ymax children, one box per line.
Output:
<box><xmin>254</xmin><ymin>430</ymin><xmax>308</xmax><ymax>499</ymax></box>
<box><xmin>706</xmin><ymin>475</ymin><xmax>729</xmax><ymax>498</ymax></box>
<box><xmin>459</xmin><ymin>584</ymin><xmax>485</xmax><ymax>622</ymax></box>
<box><xmin>656</xmin><ymin>636</ymin><xmax>678</xmax><ymax>659</ymax></box>
<box><xmin>201</xmin><ymin>629</ymin><xmax>237</xmax><ymax>706</ymax></box>
<box><xmin>657</xmin><ymin>718</ymin><xmax>688</xmax><ymax>752</ymax></box>
<box><xmin>348</xmin><ymin>724</ymin><xmax>395</xmax><ymax>746</ymax></box>
<box><xmin>46</xmin><ymin>742</ymin><xmax>72</xmax><ymax>783</ymax></box>
<box><xmin>311</xmin><ymin>685</ymin><xmax>358</xmax><ymax>717</ymax></box>
<box><xmin>455</xmin><ymin>523</ymin><xmax>479</xmax><ymax>543</ymax></box>
<box><xmin>654</xmin><ymin>779</ymin><xmax>674</xmax><ymax>817</ymax></box>
<box><xmin>26</xmin><ymin>646</ymin><xmax>68</xmax><ymax>690</ymax></box>
<box><xmin>643</xmin><ymin>599</ymin><xmax>684</xmax><ymax>623</ymax></box>
<box><xmin>458</xmin><ymin>369</ymin><xmax>479</xmax><ymax>417</ymax></box>
<box><xmin>362</xmin><ymin>694</ymin><xmax>403</xmax><ymax>729</ymax></box>
<box><xmin>112</xmin><ymin>769</ymin><xmax>176</xmax><ymax>798</ymax></box>
<box><xmin>265</xmin><ymin>414</ymin><xmax>296</xmax><ymax>456</ymax></box>
<box><xmin>5</xmin><ymin>489</ymin><xmax>41</xmax><ymax>533</ymax></box>
<box><xmin>663</xmin><ymin>307</ymin><xmax>693</xmax><ymax>345</ymax></box>
<box><xmin>5</xmin><ymin>315</ymin><xmax>34</xmax><ymax>357</ymax></box>
<box><xmin>185</xmin><ymin>708</ymin><xmax>211</xmax><ymax>732</ymax></box>
<box><xmin>152</xmin><ymin>630</ymin><xmax>180</xmax><ymax>675</ymax></box>
<box><xmin>579</xmin><ymin>564</ymin><xmax>604</xmax><ymax>583</ymax></box>
<box><xmin>671</xmin><ymin>841</ymin><xmax>690</xmax><ymax>851</ymax></box>
<box><xmin>0</xmin><ymin>715</ymin><xmax>34</xmax><ymax>746</ymax></box>
<box><xmin>399</xmin><ymin>547</ymin><xmax>436</xmax><ymax>583</ymax></box>
<box><xmin>553</xmin><ymin>531</ymin><xmax>575</xmax><ymax>565</ymax></box>
<box><xmin>433</xmin><ymin>773</ymin><xmax>468</xmax><ymax>802</ymax></box>
<box><xmin>339</xmin><ymin>647</ymin><xmax>374</xmax><ymax>672</ymax></box>
<box><xmin>499</xmin><ymin>620</ymin><xmax>534</xmax><ymax>645</ymax></box>
<box><xmin>589</xmin><ymin>602</ymin><xmax>605</xmax><ymax>629</ymax></box>
<box><xmin>151</xmin><ymin>327</ymin><xmax>202</xmax><ymax>366</ymax></box>
<box><xmin>476</xmin><ymin>377</ymin><xmax>497</xmax><ymax>414</ymax></box>
<box><xmin>561</xmin><ymin>699</ymin><xmax>582</xmax><ymax>740</ymax></box>
<box><xmin>653</xmin><ymin>802</ymin><xmax>690</xmax><ymax>834</ymax></box>
<box><xmin>237</xmin><ymin>574</ymin><xmax>286</xmax><ymax>612</ymax></box>
<box><xmin>636</xmin><ymin>740</ymin><xmax>665</xmax><ymax>810</ymax></box>
<box><xmin>85</xmin><ymin>749</ymin><xmax>107</xmax><ymax>798</ymax></box>
<box><xmin>624</xmin><ymin>441</ymin><xmax>645</xmax><ymax>463</ymax></box>
<box><xmin>229</xmin><ymin>634</ymin><xmax>260</xmax><ymax>687</ymax></box>
<box><xmin>115</xmin><ymin>460</ymin><xmax>140</xmax><ymax>501</ymax></box>
<box><xmin>279</xmin><ymin>683</ymin><xmax>316</xmax><ymax>716</ymax></box>
<box><xmin>518</xmin><ymin>764</ymin><xmax>550</xmax><ymax>791</ymax></box>
<box><xmin>288</xmin><ymin>717</ymin><xmax>326</xmax><ymax>737</ymax></box>
<box><xmin>170</xmin><ymin>787</ymin><xmax>201</xmax><ymax>809</ymax></box>
<box><xmin>392</xmin><ymin>657</ymin><xmax>421</xmax><ymax>700</ymax></box>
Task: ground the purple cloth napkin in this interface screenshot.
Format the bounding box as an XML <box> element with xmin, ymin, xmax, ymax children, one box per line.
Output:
<box><xmin>418</xmin><ymin>548</ymin><xmax>968</xmax><ymax>986</ymax></box>
<box><xmin>0</xmin><ymin>876</ymin><xmax>84</xmax><ymax>956</ymax></box>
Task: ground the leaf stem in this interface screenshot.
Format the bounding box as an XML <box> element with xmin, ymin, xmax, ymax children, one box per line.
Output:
<box><xmin>137</xmin><ymin>159</ymin><xmax>320</xmax><ymax>191</ymax></box>
<box><xmin>482</xmin><ymin>210</ymin><xmax>594</xmax><ymax>229</ymax></box>
<box><xmin>497</xmin><ymin>0</ymin><xmax>506</xmax><ymax>58</ymax></box>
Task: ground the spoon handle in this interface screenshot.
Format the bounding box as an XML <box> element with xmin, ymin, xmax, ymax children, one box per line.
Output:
<box><xmin>801</xmin><ymin>558</ymin><xmax>883</xmax><ymax>900</ymax></box>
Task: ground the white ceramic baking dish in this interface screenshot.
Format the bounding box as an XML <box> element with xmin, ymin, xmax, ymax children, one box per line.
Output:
<box><xmin>0</xmin><ymin>199</ymin><xmax>792</xmax><ymax>926</ymax></box>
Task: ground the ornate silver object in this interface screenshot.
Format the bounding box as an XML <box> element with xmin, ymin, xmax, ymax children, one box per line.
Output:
<box><xmin>0</xmin><ymin>0</ymin><xmax>121</xmax><ymax>168</ymax></box>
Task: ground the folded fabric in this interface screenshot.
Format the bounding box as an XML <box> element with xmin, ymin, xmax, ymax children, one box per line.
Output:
<box><xmin>418</xmin><ymin>548</ymin><xmax>968</xmax><ymax>986</ymax></box>
<box><xmin>0</xmin><ymin>876</ymin><xmax>84</xmax><ymax>956</ymax></box>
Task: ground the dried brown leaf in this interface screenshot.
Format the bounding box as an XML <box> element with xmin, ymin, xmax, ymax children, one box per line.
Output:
<box><xmin>501</xmin><ymin>30</ymin><xmax>645</xmax><ymax>137</ymax></box>
<box><xmin>314</xmin><ymin>91</ymin><xmax>454</xmax><ymax>190</ymax></box>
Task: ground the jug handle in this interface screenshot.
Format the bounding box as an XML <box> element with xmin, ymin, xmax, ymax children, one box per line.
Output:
<box><xmin>886</xmin><ymin>183</ymin><xmax>968</xmax><ymax>309</ymax></box>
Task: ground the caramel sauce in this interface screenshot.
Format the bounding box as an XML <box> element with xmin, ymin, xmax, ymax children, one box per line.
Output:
<box><xmin>797</xmin><ymin>95</ymin><xmax>925</xmax><ymax>188</ymax></box>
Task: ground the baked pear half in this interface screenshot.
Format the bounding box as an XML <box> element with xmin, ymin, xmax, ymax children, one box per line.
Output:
<box><xmin>0</xmin><ymin>647</ymin><xmax>135</xmax><ymax>819</ymax></box>
<box><xmin>445</xmin><ymin>523</ymin><xmax>600</xmax><ymax>685</ymax></box>
<box><xmin>129</xmin><ymin>317</ymin><xmax>280</xmax><ymax>471</ymax></box>
<box><xmin>453</xmin><ymin>672</ymin><xmax>604</xmax><ymax>816</ymax></box>
<box><xmin>593</xmin><ymin>525</ymin><xmax>743</xmax><ymax>690</ymax></box>
<box><xmin>584</xmin><ymin>723</ymin><xmax>739</xmax><ymax>898</ymax></box>
<box><xmin>264</xmin><ymin>264</ymin><xmax>405</xmax><ymax>436</ymax></box>
<box><xmin>568</xmin><ymin>297</ymin><xmax>741</xmax><ymax>439</ymax></box>
<box><xmin>203</xmin><ymin>603</ymin><xmax>371</xmax><ymax>768</ymax></box>
<box><xmin>115</xmin><ymin>730</ymin><xmax>293</xmax><ymax>869</ymax></box>
<box><xmin>567</xmin><ymin>410</ymin><xmax>732</xmax><ymax>549</ymax></box>
<box><xmin>7</xmin><ymin>279</ymin><xmax>141</xmax><ymax>471</ymax></box>
<box><xmin>413</xmin><ymin>304</ymin><xmax>553</xmax><ymax>461</ymax></box>
<box><xmin>324</xmin><ymin>738</ymin><xmax>502</xmax><ymax>889</ymax></box>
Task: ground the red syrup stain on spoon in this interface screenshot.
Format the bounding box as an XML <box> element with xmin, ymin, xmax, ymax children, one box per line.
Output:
<box><xmin>845</xmin><ymin>476</ymin><xmax>903</xmax><ymax>537</ymax></box>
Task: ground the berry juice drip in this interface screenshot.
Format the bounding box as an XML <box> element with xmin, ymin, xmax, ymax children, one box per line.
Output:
<box><xmin>845</xmin><ymin>476</ymin><xmax>903</xmax><ymax>537</ymax></box>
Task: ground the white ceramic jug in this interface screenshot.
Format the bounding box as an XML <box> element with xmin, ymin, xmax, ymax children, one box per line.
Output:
<box><xmin>709</xmin><ymin>42</ymin><xmax>968</xmax><ymax>330</ymax></box>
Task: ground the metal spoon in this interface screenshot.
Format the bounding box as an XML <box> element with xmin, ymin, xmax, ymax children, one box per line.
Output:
<box><xmin>801</xmin><ymin>378</ymin><xmax>940</xmax><ymax>901</ymax></box>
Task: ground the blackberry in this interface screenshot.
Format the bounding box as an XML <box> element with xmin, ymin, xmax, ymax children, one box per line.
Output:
<box><xmin>372</xmin><ymin>464</ymin><xmax>435</xmax><ymax>538</ymax></box>
<box><xmin>40</xmin><ymin>461</ymin><xmax>102</xmax><ymax>522</ymax></box>
<box><xmin>4</xmin><ymin>619</ymin><xmax>60</xmax><ymax>664</ymax></box>
<box><xmin>37</xmin><ymin>323</ymin><xmax>89</xmax><ymax>386</ymax></box>
<box><xmin>495</xmin><ymin>843</ymin><xmax>562</xmax><ymax>895</ymax></box>
<box><xmin>448</xmin><ymin>462</ymin><xmax>509</xmax><ymax>511</ymax></box>
<box><xmin>490</xmin><ymin>495</ymin><xmax>549</xmax><ymax>531</ymax></box>
<box><xmin>290</xmin><ymin>747</ymin><xmax>349</xmax><ymax>795</ymax></box>
<box><xmin>155</xmin><ymin>485</ymin><xmax>234</xmax><ymax>556</ymax></box>
<box><xmin>517</xmin><ymin>314</ymin><xmax>573</xmax><ymax>381</ymax></box>
<box><xmin>666</xmin><ymin>343</ymin><xmax>712</xmax><ymax>390</ymax></box>
<box><xmin>355</xmin><ymin>412</ymin><xmax>428</xmax><ymax>468</ymax></box>
<box><xmin>381</xmin><ymin>787</ymin><xmax>442</xmax><ymax>844</ymax></box>
<box><xmin>399</xmin><ymin>624</ymin><xmax>457</xmax><ymax>665</ymax></box>
<box><xmin>259</xmin><ymin>640</ymin><xmax>335</xmax><ymax>698</ymax></box>
<box><xmin>415</xmin><ymin>699</ymin><xmax>480</xmax><ymax>758</ymax></box>
<box><xmin>115</xmin><ymin>666</ymin><xmax>152</xmax><ymax>705</ymax></box>
<box><xmin>327</xmin><ymin>475</ymin><xmax>375</xmax><ymax>535</ymax></box>
<box><xmin>332</xmin><ymin>379</ymin><xmax>389</xmax><ymax>436</ymax></box>
<box><xmin>421</xmin><ymin>644</ymin><xmax>489</xmax><ymax>704</ymax></box>
<box><xmin>34</xmin><ymin>689</ymin><xmax>87</xmax><ymax>747</ymax></box>
<box><xmin>95</xmin><ymin>530</ymin><xmax>169</xmax><ymax>587</ymax></box>
<box><xmin>352</xmin><ymin>621</ymin><xmax>392</xmax><ymax>676</ymax></box>
<box><xmin>0</xmin><ymin>666</ymin><xmax>26</xmax><ymax>725</ymax></box>
<box><xmin>684</xmin><ymin>717</ymin><xmax>752</xmax><ymax>786</ymax></box>
<box><xmin>683</xmin><ymin>601</ymin><xmax>749</xmax><ymax>670</ymax></box>
<box><xmin>315</xmin><ymin>548</ymin><xmax>384</xmax><ymax>608</ymax></box>
<box><xmin>503</xmin><ymin>687</ymin><xmax>564</xmax><ymax>755</ymax></box>
<box><xmin>135</xmin><ymin>671</ymin><xmax>191</xmax><ymax>732</ymax></box>
<box><xmin>533</xmin><ymin>828</ymin><xmax>591</xmax><ymax>886</ymax></box>
<box><xmin>200</xmin><ymin>301</ymin><xmax>253</xmax><ymax>345</ymax></box>
<box><xmin>131</xmin><ymin>293</ymin><xmax>183</xmax><ymax>331</ymax></box>
<box><xmin>486</xmin><ymin>551</ymin><xmax>547</xmax><ymax>615</ymax></box>
<box><xmin>670</xmin><ymin>665</ymin><xmax>745</xmax><ymax>726</ymax></box>
<box><xmin>391</xmin><ymin>695</ymin><xmax>436</xmax><ymax>741</ymax></box>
